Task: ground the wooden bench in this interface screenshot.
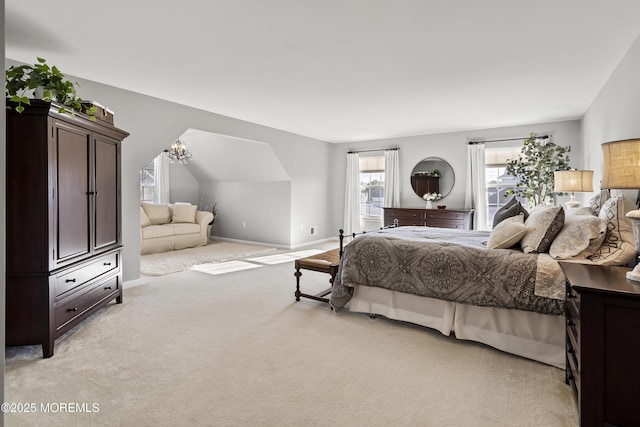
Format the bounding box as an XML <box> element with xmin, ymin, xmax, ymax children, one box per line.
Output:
<box><xmin>294</xmin><ymin>248</ymin><xmax>340</xmax><ymax>303</ymax></box>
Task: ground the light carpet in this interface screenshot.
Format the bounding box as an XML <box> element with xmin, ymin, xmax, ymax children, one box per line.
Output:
<box><xmin>139</xmin><ymin>240</ymin><xmax>276</xmax><ymax>276</ymax></box>
<box><xmin>5</xmin><ymin>258</ymin><xmax>578</xmax><ymax>426</ymax></box>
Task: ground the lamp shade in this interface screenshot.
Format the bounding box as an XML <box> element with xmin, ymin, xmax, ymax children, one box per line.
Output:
<box><xmin>601</xmin><ymin>138</ymin><xmax>640</xmax><ymax>189</ymax></box>
<box><xmin>554</xmin><ymin>170</ymin><xmax>594</xmax><ymax>193</ymax></box>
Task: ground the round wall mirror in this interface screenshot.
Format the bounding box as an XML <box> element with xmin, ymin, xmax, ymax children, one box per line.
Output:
<box><xmin>410</xmin><ymin>157</ymin><xmax>455</xmax><ymax>199</ymax></box>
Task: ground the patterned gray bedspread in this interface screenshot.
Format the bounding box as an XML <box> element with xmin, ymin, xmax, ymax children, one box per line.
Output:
<box><xmin>329</xmin><ymin>227</ymin><xmax>565</xmax><ymax>315</ymax></box>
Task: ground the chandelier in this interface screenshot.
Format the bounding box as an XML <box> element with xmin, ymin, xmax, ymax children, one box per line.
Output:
<box><xmin>164</xmin><ymin>140</ymin><xmax>192</xmax><ymax>164</ymax></box>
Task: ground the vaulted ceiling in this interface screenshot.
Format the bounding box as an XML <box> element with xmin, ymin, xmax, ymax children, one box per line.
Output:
<box><xmin>6</xmin><ymin>1</ymin><xmax>640</xmax><ymax>142</ymax></box>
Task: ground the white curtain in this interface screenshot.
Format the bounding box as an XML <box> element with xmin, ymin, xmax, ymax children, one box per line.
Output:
<box><xmin>465</xmin><ymin>143</ymin><xmax>488</xmax><ymax>230</ymax></box>
<box><xmin>153</xmin><ymin>152</ymin><xmax>170</xmax><ymax>204</ymax></box>
<box><xmin>383</xmin><ymin>149</ymin><xmax>400</xmax><ymax>208</ymax></box>
<box><xmin>343</xmin><ymin>152</ymin><xmax>361</xmax><ymax>235</ymax></box>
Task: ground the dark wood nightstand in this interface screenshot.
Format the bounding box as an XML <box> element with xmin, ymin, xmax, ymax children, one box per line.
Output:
<box><xmin>560</xmin><ymin>262</ymin><xmax>640</xmax><ymax>427</ymax></box>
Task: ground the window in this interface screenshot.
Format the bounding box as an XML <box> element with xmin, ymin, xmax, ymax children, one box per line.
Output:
<box><xmin>140</xmin><ymin>160</ymin><xmax>155</xmax><ymax>202</ymax></box>
<box><xmin>485</xmin><ymin>147</ymin><xmax>526</xmax><ymax>228</ymax></box>
<box><xmin>359</xmin><ymin>155</ymin><xmax>385</xmax><ymax>218</ymax></box>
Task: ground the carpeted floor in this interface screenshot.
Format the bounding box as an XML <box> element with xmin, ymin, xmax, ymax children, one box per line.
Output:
<box><xmin>139</xmin><ymin>240</ymin><xmax>276</xmax><ymax>276</ymax></box>
<box><xmin>5</xmin><ymin>247</ymin><xmax>578</xmax><ymax>426</ymax></box>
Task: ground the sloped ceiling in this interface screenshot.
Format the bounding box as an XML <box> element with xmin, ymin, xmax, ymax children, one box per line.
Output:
<box><xmin>5</xmin><ymin>1</ymin><xmax>640</xmax><ymax>142</ymax></box>
<box><xmin>178</xmin><ymin>129</ymin><xmax>289</xmax><ymax>183</ymax></box>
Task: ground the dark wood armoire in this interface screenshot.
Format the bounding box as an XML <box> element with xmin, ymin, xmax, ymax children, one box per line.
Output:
<box><xmin>6</xmin><ymin>101</ymin><xmax>129</xmax><ymax>357</ymax></box>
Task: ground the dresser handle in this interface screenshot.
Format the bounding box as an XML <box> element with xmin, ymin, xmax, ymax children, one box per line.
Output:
<box><xmin>104</xmin><ymin>262</ymin><xmax>112</xmax><ymax>266</ymax></box>
<box><xmin>65</xmin><ymin>278</ymin><xmax>76</xmax><ymax>283</ymax></box>
<box><xmin>67</xmin><ymin>307</ymin><xmax>78</xmax><ymax>312</ymax></box>
<box><xmin>104</xmin><ymin>286</ymin><xmax>112</xmax><ymax>290</ymax></box>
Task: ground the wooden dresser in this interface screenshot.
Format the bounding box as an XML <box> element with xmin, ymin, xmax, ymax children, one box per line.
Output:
<box><xmin>383</xmin><ymin>207</ymin><xmax>474</xmax><ymax>230</ymax></box>
<box><xmin>560</xmin><ymin>262</ymin><xmax>640</xmax><ymax>427</ymax></box>
<box><xmin>6</xmin><ymin>101</ymin><xmax>128</xmax><ymax>357</ymax></box>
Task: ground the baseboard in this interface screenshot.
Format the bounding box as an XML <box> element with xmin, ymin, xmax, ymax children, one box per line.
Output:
<box><xmin>210</xmin><ymin>235</ymin><xmax>339</xmax><ymax>250</ymax></box>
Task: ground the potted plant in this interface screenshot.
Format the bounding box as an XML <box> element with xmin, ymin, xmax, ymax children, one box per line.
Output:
<box><xmin>504</xmin><ymin>133</ymin><xmax>571</xmax><ymax>206</ymax></box>
<box><xmin>5</xmin><ymin>57</ymin><xmax>96</xmax><ymax>120</ymax></box>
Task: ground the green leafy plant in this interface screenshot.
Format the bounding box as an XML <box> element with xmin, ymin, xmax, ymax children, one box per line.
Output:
<box><xmin>505</xmin><ymin>133</ymin><xmax>572</xmax><ymax>206</ymax></box>
<box><xmin>5</xmin><ymin>57</ymin><xmax>96</xmax><ymax>120</ymax></box>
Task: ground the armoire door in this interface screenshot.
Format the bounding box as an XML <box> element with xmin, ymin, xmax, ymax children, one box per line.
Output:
<box><xmin>93</xmin><ymin>135</ymin><xmax>120</xmax><ymax>251</ymax></box>
<box><xmin>53</xmin><ymin>120</ymin><xmax>92</xmax><ymax>265</ymax></box>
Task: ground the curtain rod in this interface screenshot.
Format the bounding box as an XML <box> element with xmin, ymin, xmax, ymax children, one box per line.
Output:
<box><xmin>466</xmin><ymin>135</ymin><xmax>550</xmax><ymax>145</ymax></box>
<box><xmin>347</xmin><ymin>147</ymin><xmax>399</xmax><ymax>154</ymax></box>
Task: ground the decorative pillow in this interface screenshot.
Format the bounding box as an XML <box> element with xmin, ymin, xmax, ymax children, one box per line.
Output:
<box><xmin>492</xmin><ymin>197</ymin><xmax>529</xmax><ymax>228</ymax></box>
<box><xmin>549</xmin><ymin>211</ymin><xmax>607</xmax><ymax>259</ymax></box>
<box><xmin>140</xmin><ymin>206</ymin><xmax>152</xmax><ymax>227</ymax></box>
<box><xmin>520</xmin><ymin>205</ymin><xmax>565</xmax><ymax>253</ymax></box>
<box><xmin>141</xmin><ymin>202</ymin><xmax>171</xmax><ymax>225</ymax></box>
<box><xmin>171</xmin><ymin>203</ymin><xmax>197</xmax><ymax>224</ymax></box>
<box><xmin>587</xmin><ymin>194</ymin><xmax>636</xmax><ymax>265</ymax></box>
<box><xmin>587</xmin><ymin>189</ymin><xmax>611</xmax><ymax>216</ymax></box>
<box><xmin>487</xmin><ymin>213</ymin><xmax>527</xmax><ymax>249</ymax></box>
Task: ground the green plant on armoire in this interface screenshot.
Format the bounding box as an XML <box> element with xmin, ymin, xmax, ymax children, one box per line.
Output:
<box><xmin>5</xmin><ymin>57</ymin><xmax>96</xmax><ymax>119</ymax></box>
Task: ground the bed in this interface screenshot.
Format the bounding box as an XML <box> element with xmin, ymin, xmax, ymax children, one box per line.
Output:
<box><xmin>329</xmin><ymin>194</ymin><xmax>637</xmax><ymax>369</ymax></box>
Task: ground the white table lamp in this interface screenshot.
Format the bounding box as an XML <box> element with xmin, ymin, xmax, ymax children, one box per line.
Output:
<box><xmin>554</xmin><ymin>170</ymin><xmax>594</xmax><ymax>208</ymax></box>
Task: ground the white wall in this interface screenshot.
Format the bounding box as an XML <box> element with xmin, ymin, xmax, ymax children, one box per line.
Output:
<box><xmin>330</xmin><ymin>120</ymin><xmax>582</xmax><ymax>232</ymax></box>
<box><xmin>169</xmin><ymin>162</ymin><xmax>200</xmax><ymax>204</ymax></box>
<box><xmin>582</xmin><ymin>33</ymin><xmax>640</xmax><ymax>195</ymax></box>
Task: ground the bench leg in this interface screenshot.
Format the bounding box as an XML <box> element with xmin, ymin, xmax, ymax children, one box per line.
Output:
<box><xmin>294</xmin><ymin>267</ymin><xmax>302</xmax><ymax>302</ymax></box>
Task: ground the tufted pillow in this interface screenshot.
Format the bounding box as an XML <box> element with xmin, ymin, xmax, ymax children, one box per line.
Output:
<box><xmin>171</xmin><ymin>203</ymin><xmax>197</xmax><ymax>224</ymax></box>
<box><xmin>487</xmin><ymin>213</ymin><xmax>527</xmax><ymax>249</ymax></box>
<box><xmin>140</xmin><ymin>206</ymin><xmax>152</xmax><ymax>227</ymax></box>
<box><xmin>521</xmin><ymin>205</ymin><xmax>565</xmax><ymax>253</ymax></box>
<box><xmin>587</xmin><ymin>194</ymin><xmax>636</xmax><ymax>265</ymax></box>
<box><xmin>141</xmin><ymin>202</ymin><xmax>171</xmax><ymax>225</ymax></box>
<box><xmin>492</xmin><ymin>197</ymin><xmax>529</xmax><ymax>228</ymax></box>
<box><xmin>549</xmin><ymin>210</ymin><xmax>607</xmax><ymax>259</ymax></box>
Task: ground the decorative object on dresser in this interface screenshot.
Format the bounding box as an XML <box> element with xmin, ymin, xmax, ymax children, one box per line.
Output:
<box><xmin>600</xmin><ymin>138</ymin><xmax>640</xmax><ymax>281</ymax></box>
<box><xmin>560</xmin><ymin>262</ymin><xmax>640</xmax><ymax>427</ymax></box>
<box><xmin>383</xmin><ymin>207</ymin><xmax>474</xmax><ymax>230</ymax></box>
<box><xmin>553</xmin><ymin>169</ymin><xmax>594</xmax><ymax>208</ymax></box>
<box><xmin>6</xmin><ymin>100</ymin><xmax>128</xmax><ymax>358</ymax></box>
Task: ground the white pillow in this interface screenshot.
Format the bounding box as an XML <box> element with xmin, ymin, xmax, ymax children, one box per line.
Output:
<box><xmin>141</xmin><ymin>202</ymin><xmax>171</xmax><ymax>225</ymax></box>
<box><xmin>171</xmin><ymin>204</ymin><xmax>197</xmax><ymax>224</ymax></box>
<box><xmin>521</xmin><ymin>205</ymin><xmax>565</xmax><ymax>253</ymax></box>
<box><xmin>140</xmin><ymin>206</ymin><xmax>151</xmax><ymax>227</ymax></box>
<box><xmin>487</xmin><ymin>213</ymin><xmax>527</xmax><ymax>249</ymax></box>
<box><xmin>587</xmin><ymin>194</ymin><xmax>636</xmax><ymax>265</ymax></box>
<box><xmin>549</xmin><ymin>211</ymin><xmax>607</xmax><ymax>259</ymax></box>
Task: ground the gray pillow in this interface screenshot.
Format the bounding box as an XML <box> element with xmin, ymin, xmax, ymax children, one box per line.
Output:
<box><xmin>493</xmin><ymin>197</ymin><xmax>529</xmax><ymax>228</ymax></box>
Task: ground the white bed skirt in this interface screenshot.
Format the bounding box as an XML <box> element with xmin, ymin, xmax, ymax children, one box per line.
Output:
<box><xmin>349</xmin><ymin>286</ymin><xmax>565</xmax><ymax>369</ymax></box>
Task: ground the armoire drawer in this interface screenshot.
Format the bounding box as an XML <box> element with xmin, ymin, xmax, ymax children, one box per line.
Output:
<box><xmin>54</xmin><ymin>252</ymin><xmax>119</xmax><ymax>298</ymax></box>
<box><xmin>54</xmin><ymin>275</ymin><xmax>120</xmax><ymax>331</ymax></box>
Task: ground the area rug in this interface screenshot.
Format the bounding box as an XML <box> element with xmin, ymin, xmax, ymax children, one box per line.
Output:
<box><xmin>140</xmin><ymin>241</ymin><xmax>276</xmax><ymax>276</ymax></box>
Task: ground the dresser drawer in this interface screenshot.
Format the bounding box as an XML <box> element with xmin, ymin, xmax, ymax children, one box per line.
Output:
<box><xmin>385</xmin><ymin>209</ymin><xmax>426</xmax><ymax>221</ymax></box>
<box><xmin>54</xmin><ymin>276</ymin><xmax>120</xmax><ymax>331</ymax></box>
<box><xmin>427</xmin><ymin>210</ymin><xmax>466</xmax><ymax>221</ymax></box>
<box><xmin>428</xmin><ymin>220</ymin><xmax>465</xmax><ymax>229</ymax></box>
<box><xmin>55</xmin><ymin>252</ymin><xmax>119</xmax><ymax>298</ymax></box>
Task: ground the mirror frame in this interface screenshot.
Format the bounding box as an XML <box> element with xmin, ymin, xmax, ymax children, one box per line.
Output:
<box><xmin>410</xmin><ymin>157</ymin><xmax>455</xmax><ymax>199</ymax></box>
